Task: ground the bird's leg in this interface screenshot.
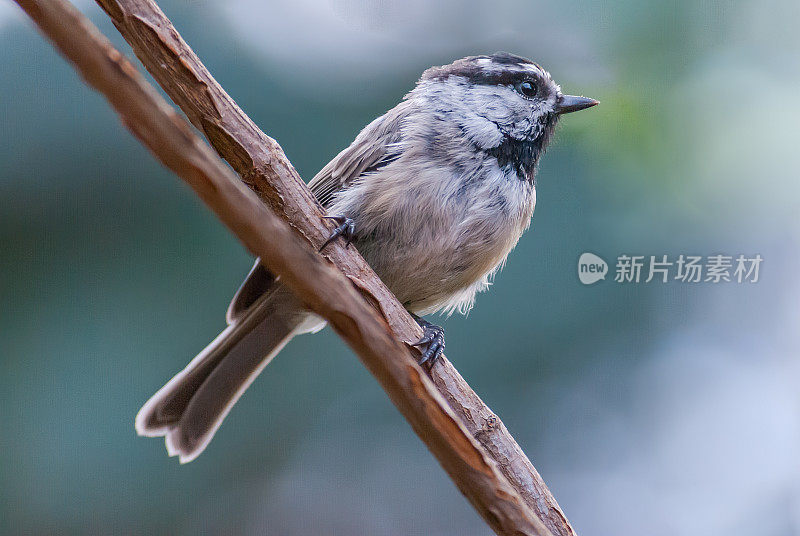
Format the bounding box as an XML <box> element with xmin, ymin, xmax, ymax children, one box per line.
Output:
<box><xmin>319</xmin><ymin>214</ymin><xmax>356</xmax><ymax>251</ymax></box>
<box><xmin>411</xmin><ymin>313</ymin><xmax>445</xmax><ymax>366</ymax></box>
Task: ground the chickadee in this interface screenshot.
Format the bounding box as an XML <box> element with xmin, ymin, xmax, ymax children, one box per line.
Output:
<box><xmin>136</xmin><ymin>52</ymin><xmax>598</xmax><ymax>462</ymax></box>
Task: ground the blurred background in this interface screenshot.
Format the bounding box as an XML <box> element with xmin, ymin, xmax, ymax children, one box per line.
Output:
<box><xmin>1</xmin><ymin>0</ymin><xmax>799</xmax><ymax>534</ymax></box>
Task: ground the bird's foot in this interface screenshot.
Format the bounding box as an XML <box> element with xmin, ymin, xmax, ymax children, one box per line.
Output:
<box><xmin>411</xmin><ymin>315</ymin><xmax>445</xmax><ymax>367</ymax></box>
<box><xmin>319</xmin><ymin>215</ymin><xmax>356</xmax><ymax>251</ymax></box>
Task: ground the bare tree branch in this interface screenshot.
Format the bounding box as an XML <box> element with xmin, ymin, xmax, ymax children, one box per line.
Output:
<box><xmin>93</xmin><ymin>4</ymin><xmax>577</xmax><ymax>535</ymax></box>
<box><xmin>13</xmin><ymin>0</ymin><xmax>575</xmax><ymax>535</ymax></box>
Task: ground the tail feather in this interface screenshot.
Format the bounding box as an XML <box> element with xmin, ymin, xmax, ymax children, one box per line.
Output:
<box><xmin>136</xmin><ymin>285</ymin><xmax>307</xmax><ymax>463</ymax></box>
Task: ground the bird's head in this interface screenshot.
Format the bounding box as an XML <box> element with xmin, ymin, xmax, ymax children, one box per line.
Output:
<box><xmin>413</xmin><ymin>52</ymin><xmax>598</xmax><ymax>179</ymax></box>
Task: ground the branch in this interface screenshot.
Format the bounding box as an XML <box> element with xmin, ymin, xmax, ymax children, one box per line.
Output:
<box><xmin>94</xmin><ymin>4</ymin><xmax>576</xmax><ymax>534</ymax></box>
<box><xmin>14</xmin><ymin>1</ymin><xmax>575</xmax><ymax>535</ymax></box>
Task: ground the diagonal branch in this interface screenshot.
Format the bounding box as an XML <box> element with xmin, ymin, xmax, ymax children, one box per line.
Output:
<box><xmin>13</xmin><ymin>0</ymin><xmax>575</xmax><ymax>535</ymax></box>
<box><xmin>93</xmin><ymin>4</ymin><xmax>576</xmax><ymax>535</ymax></box>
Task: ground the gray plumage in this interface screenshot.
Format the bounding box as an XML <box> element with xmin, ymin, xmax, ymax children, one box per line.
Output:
<box><xmin>136</xmin><ymin>53</ymin><xmax>597</xmax><ymax>462</ymax></box>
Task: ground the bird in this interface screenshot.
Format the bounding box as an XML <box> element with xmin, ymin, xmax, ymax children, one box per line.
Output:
<box><xmin>135</xmin><ymin>52</ymin><xmax>598</xmax><ymax>463</ymax></box>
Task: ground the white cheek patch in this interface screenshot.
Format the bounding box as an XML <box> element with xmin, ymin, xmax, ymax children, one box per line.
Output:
<box><xmin>414</xmin><ymin>73</ymin><xmax>558</xmax><ymax>149</ymax></box>
<box><xmin>466</xmin><ymin>118</ymin><xmax>505</xmax><ymax>148</ymax></box>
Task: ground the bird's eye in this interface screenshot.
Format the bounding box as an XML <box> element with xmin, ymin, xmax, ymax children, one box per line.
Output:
<box><xmin>515</xmin><ymin>80</ymin><xmax>538</xmax><ymax>98</ymax></box>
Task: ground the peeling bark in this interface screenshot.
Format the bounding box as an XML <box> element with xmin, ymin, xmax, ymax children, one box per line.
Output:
<box><xmin>13</xmin><ymin>1</ymin><xmax>576</xmax><ymax>535</ymax></box>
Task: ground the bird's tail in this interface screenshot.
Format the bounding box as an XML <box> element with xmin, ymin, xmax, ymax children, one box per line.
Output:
<box><xmin>135</xmin><ymin>284</ymin><xmax>314</xmax><ymax>463</ymax></box>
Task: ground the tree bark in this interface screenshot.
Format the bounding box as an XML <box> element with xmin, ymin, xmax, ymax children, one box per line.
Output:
<box><xmin>13</xmin><ymin>1</ymin><xmax>576</xmax><ymax>535</ymax></box>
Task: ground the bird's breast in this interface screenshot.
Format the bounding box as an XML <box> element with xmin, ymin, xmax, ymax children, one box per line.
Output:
<box><xmin>333</xmin><ymin>158</ymin><xmax>535</xmax><ymax>313</ymax></box>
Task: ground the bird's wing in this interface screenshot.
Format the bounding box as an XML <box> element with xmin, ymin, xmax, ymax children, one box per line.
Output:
<box><xmin>308</xmin><ymin>100</ymin><xmax>411</xmax><ymax>208</ymax></box>
<box><xmin>227</xmin><ymin>101</ymin><xmax>411</xmax><ymax>323</ymax></box>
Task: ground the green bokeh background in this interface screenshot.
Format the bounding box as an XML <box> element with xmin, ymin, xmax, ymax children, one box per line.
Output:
<box><xmin>1</xmin><ymin>1</ymin><xmax>798</xmax><ymax>534</ymax></box>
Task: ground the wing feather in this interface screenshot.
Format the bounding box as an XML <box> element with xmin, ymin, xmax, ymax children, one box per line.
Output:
<box><xmin>228</xmin><ymin>100</ymin><xmax>412</xmax><ymax>320</ymax></box>
<box><xmin>308</xmin><ymin>100</ymin><xmax>411</xmax><ymax>208</ymax></box>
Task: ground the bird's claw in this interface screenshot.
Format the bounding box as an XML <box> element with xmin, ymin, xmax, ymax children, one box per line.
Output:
<box><xmin>319</xmin><ymin>215</ymin><xmax>356</xmax><ymax>251</ymax></box>
<box><xmin>411</xmin><ymin>318</ymin><xmax>445</xmax><ymax>366</ymax></box>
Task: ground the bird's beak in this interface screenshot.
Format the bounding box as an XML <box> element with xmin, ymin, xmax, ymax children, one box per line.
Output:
<box><xmin>555</xmin><ymin>94</ymin><xmax>599</xmax><ymax>115</ymax></box>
